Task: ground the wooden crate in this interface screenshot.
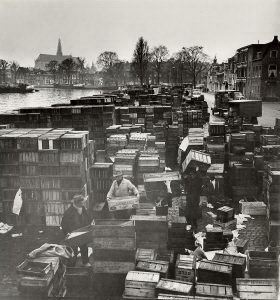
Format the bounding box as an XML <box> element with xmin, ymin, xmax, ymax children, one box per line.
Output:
<box><xmin>175</xmin><ymin>255</ymin><xmax>194</xmax><ymax>282</ymax></box>
<box><xmin>196</xmin><ymin>282</ymin><xmax>233</xmax><ymax>299</ymax></box>
<box><xmin>236</xmin><ymin>278</ymin><xmax>278</xmax><ymax>300</ymax></box>
<box><xmin>91</xmin><ymin>237</ymin><xmax>136</xmax><ymax>251</ymax></box>
<box><xmin>92</xmin><ymin>261</ymin><xmax>135</xmax><ymax>274</ymax></box>
<box><xmin>235</xmin><ymin>239</ymin><xmax>249</xmax><ymax>254</ymax></box>
<box><xmin>216</xmin><ymin>206</ymin><xmax>234</xmax><ymax>223</ymax></box>
<box><xmin>247</xmin><ymin>251</ymin><xmax>278</xmax><ymax>278</ymax></box>
<box><xmin>136</xmin><ymin>260</ymin><xmax>169</xmax><ymax>278</ymax></box>
<box><xmin>136</xmin><ymin>248</ymin><xmax>157</xmax><ymax>263</ymax></box>
<box><xmin>240</xmin><ymin>201</ymin><xmax>267</xmax><ymax>216</ymax></box>
<box><xmin>157</xmin><ymin>294</ymin><xmax>229</xmax><ymax>300</ymax></box>
<box><xmin>131</xmin><ymin>215</ymin><xmax>168</xmax><ymax>232</ymax></box>
<box><xmin>213</xmin><ymin>253</ymin><xmax>246</xmax><ymax>279</ymax></box>
<box><xmin>197</xmin><ymin>260</ymin><xmax>232</xmax><ymax>285</ymax></box>
<box><xmin>92</xmin><ymin>249</ymin><xmax>135</xmax><ymax>262</ymax></box>
<box><xmin>108</xmin><ymin>196</ymin><xmax>139</xmax><ymax>211</ymax></box>
<box><xmin>156</xmin><ymin>278</ymin><xmax>193</xmax><ymax>295</ymax></box>
<box><xmin>124</xmin><ymin>271</ymin><xmax>160</xmax><ymax>298</ymax></box>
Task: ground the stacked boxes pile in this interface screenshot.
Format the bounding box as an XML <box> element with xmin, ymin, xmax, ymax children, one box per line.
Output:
<box><xmin>0</xmin><ymin>128</ymin><xmax>92</xmax><ymax>226</ymax></box>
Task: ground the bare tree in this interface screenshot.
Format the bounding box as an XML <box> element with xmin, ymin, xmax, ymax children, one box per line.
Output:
<box><xmin>181</xmin><ymin>46</ymin><xmax>210</xmax><ymax>87</ymax></box>
<box><xmin>46</xmin><ymin>60</ymin><xmax>59</xmax><ymax>84</ymax></box>
<box><xmin>97</xmin><ymin>52</ymin><xmax>126</xmax><ymax>87</ymax></box>
<box><xmin>132</xmin><ymin>37</ymin><xmax>149</xmax><ymax>86</ymax></box>
<box><xmin>60</xmin><ymin>58</ymin><xmax>76</xmax><ymax>85</ymax></box>
<box><xmin>77</xmin><ymin>57</ymin><xmax>86</xmax><ymax>83</ymax></box>
<box><xmin>97</xmin><ymin>52</ymin><xmax>118</xmax><ymax>70</ymax></box>
<box><xmin>0</xmin><ymin>59</ymin><xmax>9</xmax><ymax>83</ymax></box>
<box><xmin>151</xmin><ymin>45</ymin><xmax>169</xmax><ymax>84</ymax></box>
<box><xmin>10</xmin><ymin>61</ymin><xmax>20</xmax><ymax>83</ymax></box>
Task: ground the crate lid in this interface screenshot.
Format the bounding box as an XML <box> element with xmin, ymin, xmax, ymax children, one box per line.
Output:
<box><xmin>126</xmin><ymin>271</ymin><xmax>160</xmax><ymax>283</ymax></box>
<box><xmin>213</xmin><ymin>253</ymin><xmax>246</xmax><ymax>265</ymax></box>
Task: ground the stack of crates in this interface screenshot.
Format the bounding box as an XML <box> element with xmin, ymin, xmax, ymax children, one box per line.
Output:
<box><xmin>127</xmin><ymin>133</ymin><xmax>147</xmax><ymax>151</ymax></box>
<box><xmin>0</xmin><ymin>129</ymin><xmax>29</xmax><ymax>224</ymax></box>
<box><xmin>137</xmin><ymin>152</ymin><xmax>160</xmax><ymax>185</ymax></box>
<box><xmin>106</xmin><ymin>134</ymin><xmax>128</xmax><ymax>157</ymax></box>
<box><xmin>90</xmin><ymin>163</ymin><xmax>113</xmax><ymax>207</ymax></box>
<box><xmin>18</xmin><ymin>129</ymin><xmax>51</xmax><ymax>225</ymax></box>
<box><xmin>145</xmin><ymin>107</ymin><xmax>154</xmax><ymax>133</ymax></box>
<box><xmin>206</xmin><ymin>136</ymin><xmax>226</xmax><ymax>164</ymax></box>
<box><xmin>230</xmin><ymin>163</ymin><xmax>258</xmax><ymax>200</ymax></box>
<box><xmin>114</xmin><ymin>149</ymin><xmax>138</xmax><ymax>182</ymax></box>
<box><xmin>0</xmin><ymin>128</ymin><xmax>92</xmax><ymax>226</ymax></box>
<box><xmin>183</xmin><ymin>109</ymin><xmax>203</xmax><ymax>135</ymax></box>
<box><xmin>39</xmin><ymin>130</ymin><xmax>67</xmax><ymax>227</ymax></box>
<box><xmin>166</xmin><ymin>125</ymin><xmax>179</xmax><ymax>168</ymax></box>
<box><xmin>155</xmin><ymin>142</ymin><xmax>166</xmax><ymax>171</ymax></box>
<box><xmin>153</xmin><ymin>124</ymin><xmax>165</xmax><ymax>141</ymax></box>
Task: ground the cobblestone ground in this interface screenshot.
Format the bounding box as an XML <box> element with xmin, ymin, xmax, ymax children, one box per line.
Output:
<box><xmin>198</xmin><ymin>205</ymin><xmax>268</xmax><ymax>251</ymax></box>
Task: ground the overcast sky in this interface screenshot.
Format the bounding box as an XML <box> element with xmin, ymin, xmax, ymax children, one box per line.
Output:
<box><xmin>0</xmin><ymin>0</ymin><xmax>279</xmax><ymax>67</ymax></box>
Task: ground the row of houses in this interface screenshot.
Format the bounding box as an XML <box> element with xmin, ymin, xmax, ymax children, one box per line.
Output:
<box><xmin>207</xmin><ymin>35</ymin><xmax>280</xmax><ymax>101</ymax></box>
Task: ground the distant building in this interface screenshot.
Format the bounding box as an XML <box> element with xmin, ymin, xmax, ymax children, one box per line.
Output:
<box><xmin>237</xmin><ymin>35</ymin><xmax>280</xmax><ymax>101</ymax></box>
<box><xmin>34</xmin><ymin>39</ymin><xmax>73</xmax><ymax>71</ymax></box>
<box><xmin>207</xmin><ymin>57</ymin><xmax>236</xmax><ymax>92</ymax></box>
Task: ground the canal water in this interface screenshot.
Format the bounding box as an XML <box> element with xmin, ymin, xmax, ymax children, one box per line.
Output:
<box><xmin>0</xmin><ymin>88</ymin><xmax>102</xmax><ymax>113</ymax></box>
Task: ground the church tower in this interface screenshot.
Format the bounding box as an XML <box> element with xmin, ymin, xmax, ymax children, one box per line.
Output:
<box><xmin>56</xmin><ymin>38</ymin><xmax>63</xmax><ymax>56</ymax></box>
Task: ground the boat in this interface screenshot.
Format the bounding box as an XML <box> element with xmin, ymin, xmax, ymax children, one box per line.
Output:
<box><xmin>0</xmin><ymin>83</ymin><xmax>36</xmax><ymax>94</ymax></box>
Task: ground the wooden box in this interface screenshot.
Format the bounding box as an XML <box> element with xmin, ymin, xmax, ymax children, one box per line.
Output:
<box><xmin>65</xmin><ymin>267</ymin><xmax>92</xmax><ymax>288</ymax></box>
<box><xmin>16</xmin><ymin>260</ymin><xmax>52</xmax><ymax>277</ymax></box>
<box><xmin>236</xmin><ymin>278</ymin><xmax>278</xmax><ymax>300</ymax></box>
<box><xmin>247</xmin><ymin>251</ymin><xmax>278</xmax><ymax>278</ymax></box>
<box><xmin>108</xmin><ymin>196</ymin><xmax>139</xmax><ymax>211</ymax></box>
<box><xmin>156</xmin><ymin>278</ymin><xmax>193</xmax><ymax>295</ymax></box>
<box><xmin>131</xmin><ymin>215</ymin><xmax>168</xmax><ymax>232</ymax></box>
<box><xmin>213</xmin><ymin>253</ymin><xmax>246</xmax><ymax>279</ymax></box>
<box><xmin>216</xmin><ymin>206</ymin><xmax>234</xmax><ymax>223</ymax></box>
<box><xmin>206</xmin><ymin>227</ymin><xmax>223</xmax><ymax>241</ymax></box>
<box><xmin>124</xmin><ymin>271</ymin><xmax>160</xmax><ymax>298</ymax></box>
<box><xmin>175</xmin><ymin>255</ymin><xmax>194</xmax><ymax>282</ymax></box>
<box><xmin>136</xmin><ymin>248</ymin><xmax>157</xmax><ymax>263</ymax></box>
<box><xmin>196</xmin><ymin>282</ymin><xmax>233</xmax><ymax>299</ymax></box>
<box><xmin>235</xmin><ymin>239</ymin><xmax>249</xmax><ymax>253</ymax></box>
<box><xmin>136</xmin><ymin>260</ymin><xmax>169</xmax><ymax>278</ymax></box>
<box><xmin>92</xmin><ymin>261</ymin><xmax>135</xmax><ymax>274</ymax></box>
<box><xmin>240</xmin><ymin>201</ymin><xmax>267</xmax><ymax>216</ymax></box>
<box><xmin>197</xmin><ymin>260</ymin><xmax>232</xmax><ymax>285</ymax></box>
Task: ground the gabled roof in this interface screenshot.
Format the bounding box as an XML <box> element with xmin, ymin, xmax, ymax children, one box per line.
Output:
<box><xmin>35</xmin><ymin>54</ymin><xmax>71</xmax><ymax>62</ymax></box>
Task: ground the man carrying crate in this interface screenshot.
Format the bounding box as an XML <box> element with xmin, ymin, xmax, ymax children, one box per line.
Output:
<box><xmin>107</xmin><ymin>171</ymin><xmax>140</xmax><ymax>219</ymax></box>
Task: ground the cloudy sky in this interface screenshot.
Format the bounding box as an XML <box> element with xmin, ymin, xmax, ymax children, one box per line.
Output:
<box><xmin>0</xmin><ymin>0</ymin><xmax>279</xmax><ymax>67</ymax></box>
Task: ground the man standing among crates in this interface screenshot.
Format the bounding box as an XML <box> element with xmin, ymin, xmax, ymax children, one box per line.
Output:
<box><xmin>61</xmin><ymin>194</ymin><xmax>92</xmax><ymax>267</ymax></box>
<box><xmin>107</xmin><ymin>171</ymin><xmax>139</xmax><ymax>219</ymax></box>
<box><xmin>184</xmin><ymin>167</ymin><xmax>203</xmax><ymax>232</ymax></box>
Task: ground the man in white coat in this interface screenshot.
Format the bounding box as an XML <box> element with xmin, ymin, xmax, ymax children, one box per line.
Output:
<box><xmin>107</xmin><ymin>171</ymin><xmax>139</xmax><ymax>219</ymax></box>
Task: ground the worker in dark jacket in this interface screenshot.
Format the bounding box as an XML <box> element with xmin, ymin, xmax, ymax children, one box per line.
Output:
<box><xmin>184</xmin><ymin>167</ymin><xmax>203</xmax><ymax>232</ymax></box>
<box><xmin>61</xmin><ymin>194</ymin><xmax>92</xmax><ymax>267</ymax></box>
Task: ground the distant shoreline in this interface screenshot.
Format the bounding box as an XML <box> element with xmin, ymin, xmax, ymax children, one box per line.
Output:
<box><xmin>34</xmin><ymin>85</ymin><xmax>116</xmax><ymax>91</ymax></box>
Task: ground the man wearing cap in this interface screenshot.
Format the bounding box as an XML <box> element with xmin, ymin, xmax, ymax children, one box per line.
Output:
<box><xmin>61</xmin><ymin>194</ymin><xmax>92</xmax><ymax>267</ymax></box>
<box><xmin>107</xmin><ymin>171</ymin><xmax>139</xmax><ymax>219</ymax></box>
